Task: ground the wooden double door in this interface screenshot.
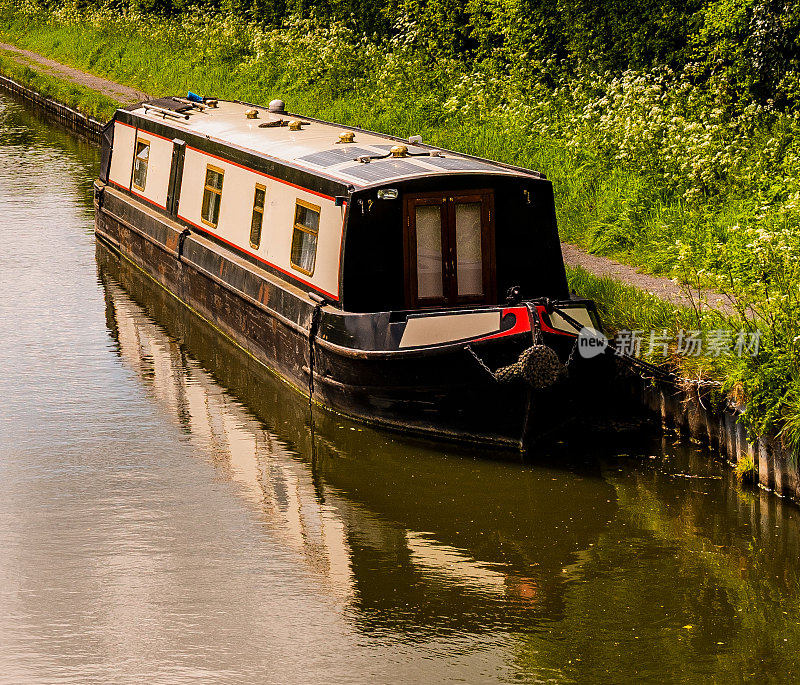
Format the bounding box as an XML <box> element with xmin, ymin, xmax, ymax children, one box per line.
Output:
<box><xmin>403</xmin><ymin>190</ymin><xmax>496</xmax><ymax>308</ymax></box>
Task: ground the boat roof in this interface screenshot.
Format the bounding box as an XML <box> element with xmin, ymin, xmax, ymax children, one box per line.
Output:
<box><xmin>125</xmin><ymin>98</ymin><xmax>544</xmax><ymax>189</ymax></box>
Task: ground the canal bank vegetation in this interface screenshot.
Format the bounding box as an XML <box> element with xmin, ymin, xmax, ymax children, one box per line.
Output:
<box><xmin>2</xmin><ymin>0</ymin><xmax>800</xmax><ymax>453</ymax></box>
<box><xmin>0</xmin><ymin>50</ymin><xmax>118</xmax><ymax>119</ymax></box>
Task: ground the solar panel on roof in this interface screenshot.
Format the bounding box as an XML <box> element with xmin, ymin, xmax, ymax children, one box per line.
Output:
<box><xmin>421</xmin><ymin>156</ymin><xmax>499</xmax><ymax>172</ymax></box>
<box><xmin>340</xmin><ymin>160</ymin><xmax>427</xmax><ymax>182</ymax></box>
<box><xmin>298</xmin><ymin>147</ymin><xmax>376</xmax><ymax>167</ymax></box>
<box><xmin>143</xmin><ymin>97</ymin><xmax>194</xmax><ymax>113</ymax></box>
<box><xmin>371</xmin><ymin>144</ymin><xmax>428</xmax><ymax>155</ymax></box>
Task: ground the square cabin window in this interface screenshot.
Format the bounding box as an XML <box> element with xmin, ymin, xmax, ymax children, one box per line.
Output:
<box><xmin>250</xmin><ymin>184</ymin><xmax>266</xmax><ymax>249</ymax></box>
<box><xmin>132</xmin><ymin>139</ymin><xmax>149</xmax><ymax>191</ymax></box>
<box><xmin>201</xmin><ymin>166</ymin><xmax>224</xmax><ymax>228</ymax></box>
<box><xmin>290</xmin><ymin>199</ymin><xmax>320</xmax><ymax>276</ymax></box>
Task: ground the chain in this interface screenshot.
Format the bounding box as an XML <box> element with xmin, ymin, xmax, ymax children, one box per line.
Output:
<box><xmin>464</xmin><ymin>345</ymin><xmax>499</xmax><ymax>382</ymax></box>
<box><xmin>565</xmin><ymin>338</ymin><xmax>579</xmax><ymax>373</ymax></box>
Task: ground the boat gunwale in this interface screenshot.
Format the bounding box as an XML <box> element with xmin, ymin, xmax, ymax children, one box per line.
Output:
<box><xmin>96</xmin><ymin>183</ymin><xmax>570</xmax><ymax>361</ymax></box>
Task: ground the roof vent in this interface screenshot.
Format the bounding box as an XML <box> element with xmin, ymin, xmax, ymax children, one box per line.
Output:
<box><xmin>288</xmin><ymin>119</ymin><xmax>304</xmax><ymax>131</ymax></box>
<box><xmin>245</xmin><ymin>108</ymin><xmax>259</xmax><ymax>119</ymax></box>
<box><xmin>338</xmin><ymin>131</ymin><xmax>355</xmax><ymax>144</ymax></box>
<box><xmin>269</xmin><ymin>99</ymin><xmax>286</xmax><ymax>114</ymax></box>
<box><xmin>390</xmin><ymin>145</ymin><xmax>409</xmax><ymax>158</ymax></box>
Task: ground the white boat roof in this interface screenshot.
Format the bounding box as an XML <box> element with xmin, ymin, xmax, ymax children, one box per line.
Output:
<box><xmin>128</xmin><ymin>98</ymin><xmax>541</xmax><ymax>188</ymax></box>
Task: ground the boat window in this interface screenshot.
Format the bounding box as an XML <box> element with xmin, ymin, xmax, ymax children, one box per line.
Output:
<box><xmin>201</xmin><ymin>165</ymin><xmax>224</xmax><ymax>228</ymax></box>
<box><xmin>132</xmin><ymin>138</ymin><xmax>149</xmax><ymax>191</ymax></box>
<box><xmin>290</xmin><ymin>199</ymin><xmax>320</xmax><ymax>276</ymax></box>
<box><xmin>250</xmin><ymin>184</ymin><xmax>266</xmax><ymax>249</ymax></box>
<box><xmin>454</xmin><ymin>202</ymin><xmax>484</xmax><ymax>296</ymax></box>
<box><xmin>415</xmin><ymin>205</ymin><xmax>444</xmax><ymax>299</ymax></box>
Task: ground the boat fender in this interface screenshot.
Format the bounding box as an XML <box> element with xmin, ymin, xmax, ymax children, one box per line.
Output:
<box><xmin>465</xmin><ymin>344</ymin><xmax>564</xmax><ymax>389</ymax></box>
<box><xmin>495</xmin><ymin>345</ymin><xmax>564</xmax><ymax>389</ymax></box>
<box><xmin>93</xmin><ymin>182</ymin><xmax>104</xmax><ymax>208</ymax></box>
<box><xmin>177</xmin><ymin>228</ymin><xmax>191</xmax><ymax>260</ymax></box>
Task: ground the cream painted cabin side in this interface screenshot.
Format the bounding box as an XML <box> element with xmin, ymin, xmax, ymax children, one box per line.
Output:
<box><xmin>107</xmin><ymin>121</ymin><xmax>346</xmax><ymax>301</ymax></box>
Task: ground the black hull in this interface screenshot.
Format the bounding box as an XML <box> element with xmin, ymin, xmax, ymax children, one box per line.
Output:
<box><xmin>94</xmin><ymin>186</ymin><xmax>592</xmax><ymax>449</ymax></box>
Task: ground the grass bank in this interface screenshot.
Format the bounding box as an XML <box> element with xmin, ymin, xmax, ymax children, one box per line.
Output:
<box><xmin>0</xmin><ymin>50</ymin><xmax>118</xmax><ymax>119</ymax></box>
<box><xmin>0</xmin><ymin>3</ymin><xmax>795</xmax><ymax>452</ymax></box>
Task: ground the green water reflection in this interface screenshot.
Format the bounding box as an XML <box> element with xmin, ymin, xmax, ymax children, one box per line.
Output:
<box><xmin>98</xmin><ymin>243</ymin><xmax>800</xmax><ymax>682</ymax></box>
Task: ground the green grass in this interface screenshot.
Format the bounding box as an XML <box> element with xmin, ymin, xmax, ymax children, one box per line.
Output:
<box><xmin>734</xmin><ymin>454</ymin><xmax>757</xmax><ymax>484</ymax></box>
<box><xmin>0</xmin><ymin>51</ymin><xmax>120</xmax><ymax>120</ymax></box>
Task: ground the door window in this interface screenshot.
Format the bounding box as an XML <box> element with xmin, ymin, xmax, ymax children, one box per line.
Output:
<box><xmin>415</xmin><ymin>205</ymin><xmax>444</xmax><ymax>299</ymax></box>
<box><xmin>454</xmin><ymin>202</ymin><xmax>484</xmax><ymax>297</ymax></box>
<box><xmin>404</xmin><ymin>191</ymin><xmax>495</xmax><ymax>308</ymax></box>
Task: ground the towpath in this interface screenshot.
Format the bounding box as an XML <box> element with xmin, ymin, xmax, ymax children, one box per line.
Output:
<box><xmin>0</xmin><ymin>42</ymin><xmax>149</xmax><ymax>103</ymax></box>
<box><xmin>560</xmin><ymin>244</ymin><xmax>738</xmax><ymax>314</ymax></box>
<box><xmin>0</xmin><ymin>42</ymin><xmax>739</xmax><ymax>316</ymax></box>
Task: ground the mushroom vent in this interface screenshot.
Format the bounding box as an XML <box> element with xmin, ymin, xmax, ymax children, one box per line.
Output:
<box><xmin>269</xmin><ymin>99</ymin><xmax>286</xmax><ymax>114</ymax></box>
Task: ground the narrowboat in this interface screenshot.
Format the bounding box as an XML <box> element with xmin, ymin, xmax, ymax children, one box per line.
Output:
<box><xmin>93</xmin><ymin>95</ymin><xmax>604</xmax><ymax>449</ymax></box>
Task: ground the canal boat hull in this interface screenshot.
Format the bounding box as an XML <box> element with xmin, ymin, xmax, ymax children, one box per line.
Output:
<box><xmin>94</xmin><ymin>182</ymin><xmax>602</xmax><ymax>449</ymax></box>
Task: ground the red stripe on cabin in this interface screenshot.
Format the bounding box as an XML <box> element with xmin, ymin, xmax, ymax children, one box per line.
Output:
<box><xmin>116</xmin><ymin>120</ymin><xmax>173</xmax><ymax>143</ymax></box>
<box><xmin>177</xmin><ymin>213</ymin><xmax>340</xmax><ymax>301</ymax></box>
<box><xmin>119</xmin><ymin>117</ymin><xmax>363</xmax><ymax>194</ymax></box>
<box><xmin>131</xmin><ymin>188</ymin><xmax>167</xmax><ymax>210</ymax></box>
<box><xmin>108</xmin><ymin>180</ymin><xmax>167</xmax><ymax>210</ymax></box>
<box><xmin>186</xmin><ymin>146</ymin><xmax>337</xmax><ymax>201</ymax></box>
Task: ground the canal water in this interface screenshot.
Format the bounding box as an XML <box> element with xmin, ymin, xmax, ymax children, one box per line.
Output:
<box><xmin>1</xmin><ymin>93</ymin><xmax>800</xmax><ymax>684</ymax></box>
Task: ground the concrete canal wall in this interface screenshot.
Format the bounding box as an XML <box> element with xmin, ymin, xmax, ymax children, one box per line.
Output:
<box><xmin>1</xmin><ymin>65</ymin><xmax>797</xmax><ymax>504</ymax></box>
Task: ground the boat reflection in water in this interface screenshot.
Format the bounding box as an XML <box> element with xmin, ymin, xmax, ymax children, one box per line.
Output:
<box><xmin>97</xmin><ymin>242</ymin><xmax>616</xmax><ymax>635</ymax></box>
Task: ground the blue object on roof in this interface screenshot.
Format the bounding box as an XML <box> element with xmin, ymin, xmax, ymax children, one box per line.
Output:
<box><xmin>187</xmin><ymin>92</ymin><xmax>204</xmax><ymax>103</ymax></box>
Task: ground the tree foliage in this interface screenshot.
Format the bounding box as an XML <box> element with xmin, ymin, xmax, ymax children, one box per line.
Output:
<box><xmin>47</xmin><ymin>0</ymin><xmax>800</xmax><ymax>110</ymax></box>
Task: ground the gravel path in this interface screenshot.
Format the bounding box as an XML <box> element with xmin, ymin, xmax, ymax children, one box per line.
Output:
<box><xmin>0</xmin><ymin>42</ymin><xmax>740</xmax><ymax>316</ymax></box>
<box><xmin>0</xmin><ymin>42</ymin><xmax>149</xmax><ymax>103</ymax></box>
<box><xmin>561</xmin><ymin>244</ymin><xmax>739</xmax><ymax>316</ymax></box>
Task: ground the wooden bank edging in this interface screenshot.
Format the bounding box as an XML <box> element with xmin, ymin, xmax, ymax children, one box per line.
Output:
<box><xmin>3</xmin><ymin>70</ymin><xmax>798</xmax><ymax>504</ymax></box>
<box><xmin>627</xmin><ymin>367</ymin><xmax>800</xmax><ymax>502</ymax></box>
<box><xmin>0</xmin><ymin>73</ymin><xmax>104</xmax><ymax>142</ymax></box>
